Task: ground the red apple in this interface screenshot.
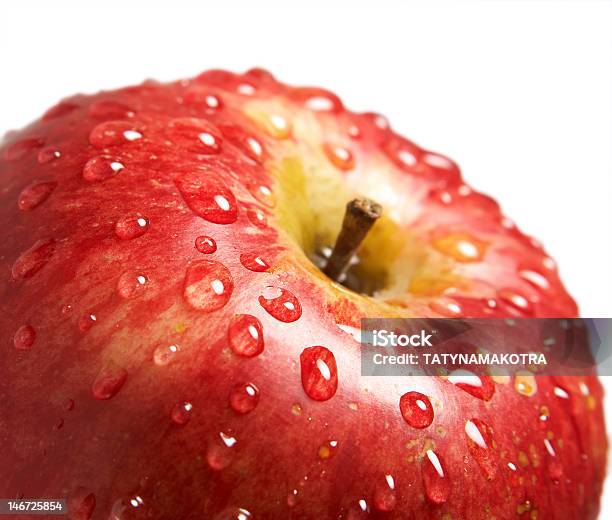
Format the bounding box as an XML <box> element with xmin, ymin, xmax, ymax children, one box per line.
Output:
<box><xmin>0</xmin><ymin>69</ymin><xmax>606</xmax><ymax>519</ymax></box>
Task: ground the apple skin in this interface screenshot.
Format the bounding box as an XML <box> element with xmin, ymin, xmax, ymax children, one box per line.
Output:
<box><xmin>0</xmin><ymin>69</ymin><xmax>606</xmax><ymax>519</ymax></box>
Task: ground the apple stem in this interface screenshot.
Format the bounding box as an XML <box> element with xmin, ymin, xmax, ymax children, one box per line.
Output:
<box><xmin>323</xmin><ymin>197</ymin><xmax>382</xmax><ymax>282</ymax></box>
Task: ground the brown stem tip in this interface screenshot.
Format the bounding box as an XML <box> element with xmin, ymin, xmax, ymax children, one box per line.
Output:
<box><xmin>323</xmin><ymin>197</ymin><xmax>382</xmax><ymax>282</ymax></box>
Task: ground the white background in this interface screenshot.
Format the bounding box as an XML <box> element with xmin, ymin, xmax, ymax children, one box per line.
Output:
<box><xmin>1</xmin><ymin>0</ymin><xmax>612</xmax><ymax>515</ymax></box>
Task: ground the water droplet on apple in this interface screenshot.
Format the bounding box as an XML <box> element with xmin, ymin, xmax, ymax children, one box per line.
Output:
<box><xmin>543</xmin><ymin>256</ymin><xmax>556</xmax><ymax>271</ymax></box>
<box><xmin>219</xmin><ymin>124</ymin><xmax>264</xmax><ymax>163</ymax></box>
<box><xmin>18</xmin><ymin>181</ymin><xmax>57</xmax><ymax>211</ymax></box>
<box><xmin>519</xmin><ymin>269</ymin><xmax>550</xmax><ymax>290</ymax></box>
<box><xmin>544</xmin><ymin>438</ymin><xmax>563</xmax><ymax>480</ymax></box>
<box><xmin>114</xmin><ymin>214</ymin><xmax>149</xmax><ymax>240</ymax></box>
<box><xmin>166</xmin><ymin>117</ymin><xmax>223</xmax><ymax>154</ymax></box>
<box><xmin>465</xmin><ymin>419</ymin><xmax>487</xmax><ymax>449</ymax></box>
<box><xmin>247</xmin><ymin>183</ymin><xmax>275</xmax><ymax>207</ymax></box>
<box><xmin>171</xmin><ymin>401</ymin><xmax>193</xmax><ymax>425</ymax></box>
<box><xmin>174</xmin><ymin>171</ymin><xmax>238</xmax><ymax>224</ymax></box>
<box><xmin>11</xmin><ymin>238</ymin><xmax>56</xmax><ymax>280</ymax></box>
<box><xmin>240</xmin><ymin>253</ymin><xmax>269</xmax><ymax>272</ymax></box>
<box><xmin>434</xmin><ymin>189</ymin><xmax>453</xmax><ymax>205</ymax></box>
<box><xmin>448</xmin><ymin>370</ymin><xmax>483</xmax><ymax>389</ymax></box>
<box><xmin>538</xmin><ymin>405</ymin><xmax>551</xmax><ymax>429</ymax></box>
<box><xmin>37</xmin><ymin>146</ymin><xmax>61</xmax><ymax>163</ymax></box>
<box><xmin>229</xmin><ymin>383</ymin><xmax>260</xmax><ymax>414</ymax></box>
<box><xmin>228</xmin><ymin>314</ymin><xmax>264</xmax><ymax>357</ymax></box>
<box><xmin>399</xmin><ymin>391</ymin><xmax>434</xmax><ymax>429</ymax></box>
<box><xmin>203</xmin><ymin>94</ymin><xmax>222</xmax><ymax>109</ymax></box>
<box><xmin>323</xmin><ymin>143</ymin><xmax>354</xmax><ymax>171</ymax></box>
<box><xmin>432</xmin><ymin>233</ymin><xmax>487</xmax><ymax>262</ymax></box>
<box><xmin>88</xmin><ymin>100</ymin><xmax>134</xmax><ymax>119</ymax></box>
<box><xmin>82</xmin><ymin>156</ymin><xmax>124</xmax><ymax>182</ymax></box>
<box><xmin>92</xmin><ymin>364</ymin><xmax>127</xmax><ymax>400</ymax></box>
<box><xmin>498</xmin><ymin>289</ymin><xmax>534</xmax><ymax>315</ymax></box>
<box><xmin>246</xmin><ymin>207</ymin><xmax>267</xmax><ymax>228</ymax></box>
<box><xmin>183</xmin><ymin>87</ymin><xmax>224</xmax><ymax>110</ymax></box>
<box><xmin>348</xmin><ymin>124</ymin><xmax>361</xmax><ymax>139</ymax></box>
<box><xmin>465</xmin><ymin>418</ymin><xmax>497</xmax><ymax>480</ymax></box>
<box><xmin>457</xmin><ymin>184</ymin><xmax>472</xmax><ymax>196</ymax></box>
<box><xmin>109</xmin><ymin>495</ymin><xmax>146</xmax><ymax>519</ymax></box>
<box><xmin>290</xmin><ymin>87</ymin><xmax>343</xmax><ymax>112</ymax></box>
<box><xmin>429</xmin><ymin>299</ymin><xmax>463</xmax><ymax>317</ymax></box>
<box><xmin>153</xmin><ymin>343</ymin><xmax>180</xmax><ymax>366</ymax></box>
<box><xmin>195</xmin><ymin>235</ymin><xmax>217</xmax><ymax>254</ymax></box>
<box><xmin>373</xmin><ymin>474</ymin><xmax>396</xmax><ymax>512</ymax></box>
<box><xmin>233</xmin><ymin>82</ymin><xmax>254</xmax><ymax>96</ymax></box>
<box><xmin>64</xmin><ymin>398</ymin><xmax>75</xmax><ymax>411</ymax></box>
<box><xmin>318</xmin><ymin>440</ymin><xmax>339</xmax><ymax>460</ymax></box>
<box><xmin>78</xmin><ymin>313</ymin><xmax>97</xmax><ymax>332</ymax></box>
<box><xmin>89</xmin><ymin>121</ymin><xmax>142</xmax><ymax>147</ymax></box>
<box><xmin>337</xmin><ymin>323</ymin><xmax>361</xmax><ymax>342</ymax></box>
<box><xmin>300</xmin><ymin>346</ymin><xmax>338</xmax><ymax>401</ymax></box>
<box><xmin>3</xmin><ymin>138</ymin><xmax>43</xmax><ymax>160</ymax></box>
<box><xmin>246</xmin><ymin>137</ymin><xmax>264</xmax><ymax>160</ymax></box>
<box><xmin>183</xmin><ymin>260</ymin><xmax>233</xmax><ymax>312</ymax></box>
<box><xmin>213</xmin><ymin>507</ymin><xmax>252</xmax><ymax>520</ymax></box>
<box><xmin>422</xmin><ymin>153</ymin><xmax>456</xmax><ymax>170</ymax></box>
<box><xmin>448</xmin><ymin>369</ymin><xmax>495</xmax><ymax>401</ymax></box>
<box><xmin>422</xmin><ymin>449</ymin><xmax>449</xmax><ymax>504</ymax></box>
<box><xmin>206</xmin><ymin>431</ymin><xmax>237</xmax><ymax>470</ymax></box>
<box><xmin>389</xmin><ymin>144</ymin><xmax>418</xmax><ymax>169</ymax></box>
<box><xmin>13</xmin><ymin>324</ymin><xmax>36</xmax><ymax>350</ymax></box>
<box><xmin>258</xmin><ymin>287</ymin><xmax>302</xmax><ymax>322</ymax></box>
<box><xmin>116</xmin><ymin>272</ymin><xmax>147</xmax><ymax>299</ymax></box>
<box><xmin>514</xmin><ymin>371</ymin><xmax>538</xmax><ymax>397</ymax></box>
<box><xmin>128</xmin><ymin>496</ymin><xmax>145</xmax><ymax>509</ymax></box>
<box><xmin>254</xmin><ymin>112</ymin><xmax>292</xmax><ymax>139</ymax></box>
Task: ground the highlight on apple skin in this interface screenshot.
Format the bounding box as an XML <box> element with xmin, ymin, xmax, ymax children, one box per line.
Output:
<box><xmin>0</xmin><ymin>68</ymin><xmax>606</xmax><ymax>519</ymax></box>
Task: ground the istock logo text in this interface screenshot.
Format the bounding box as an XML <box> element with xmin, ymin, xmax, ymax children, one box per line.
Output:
<box><xmin>372</xmin><ymin>329</ymin><xmax>433</xmax><ymax>347</ymax></box>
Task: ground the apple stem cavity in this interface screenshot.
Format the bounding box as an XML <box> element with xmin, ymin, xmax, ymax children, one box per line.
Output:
<box><xmin>323</xmin><ymin>197</ymin><xmax>382</xmax><ymax>283</ymax></box>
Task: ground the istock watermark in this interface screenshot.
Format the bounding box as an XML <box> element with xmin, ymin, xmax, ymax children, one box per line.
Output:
<box><xmin>360</xmin><ymin>318</ymin><xmax>612</xmax><ymax>377</ymax></box>
<box><xmin>372</xmin><ymin>329</ymin><xmax>434</xmax><ymax>347</ymax></box>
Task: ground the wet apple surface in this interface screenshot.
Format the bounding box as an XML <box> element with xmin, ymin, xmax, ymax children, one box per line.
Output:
<box><xmin>0</xmin><ymin>69</ymin><xmax>606</xmax><ymax>519</ymax></box>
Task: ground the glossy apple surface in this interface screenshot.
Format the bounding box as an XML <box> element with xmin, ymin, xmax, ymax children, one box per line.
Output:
<box><xmin>0</xmin><ymin>69</ymin><xmax>606</xmax><ymax>519</ymax></box>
